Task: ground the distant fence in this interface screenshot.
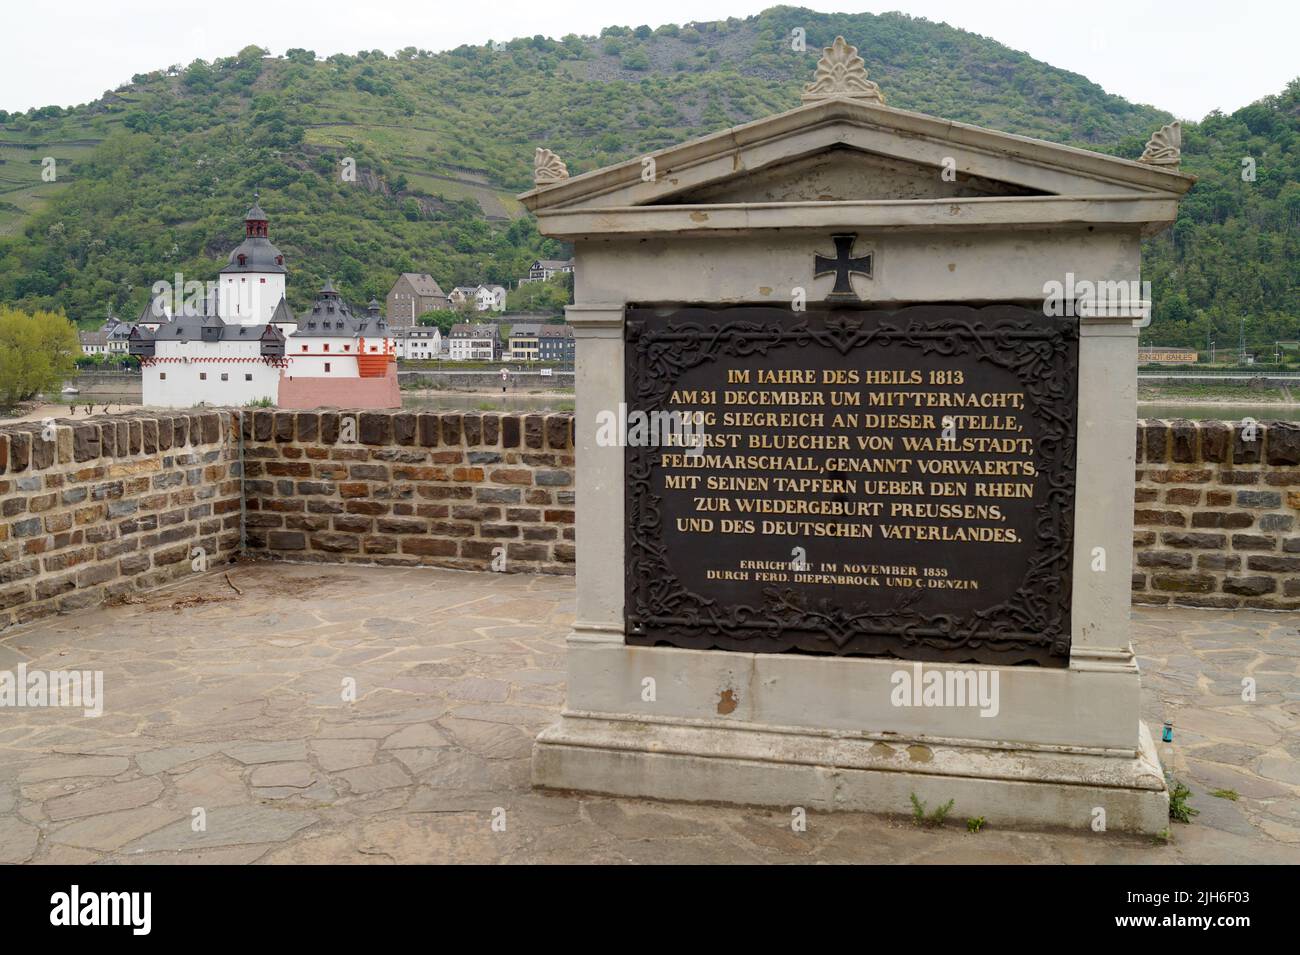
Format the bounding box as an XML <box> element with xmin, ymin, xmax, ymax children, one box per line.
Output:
<box><xmin>399</xmin><ymin>370</ymin><xmax>575</xmax><ymax>391</ymax></box>
<box><xmin>1138</xmin><ymin>367</ymin><xmax>1300</xmax><ymax>378</ymax></box>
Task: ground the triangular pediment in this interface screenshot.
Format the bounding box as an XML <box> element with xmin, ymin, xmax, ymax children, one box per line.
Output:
<box><xmin>666</xmin><ymin>146</ymin><xmax>1043</xmax><ymax>204</ymax></box>
<box><xmin>521</xmin><ymin>98</ymin><xmax>1195</xmax><ymax>217</ymax></box>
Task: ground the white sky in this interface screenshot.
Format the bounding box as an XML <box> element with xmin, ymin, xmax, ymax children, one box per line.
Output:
<box><xmin>1</xmin><ymin>0</ymin><xmax>1294</xmax><ymax>119</ymax></box>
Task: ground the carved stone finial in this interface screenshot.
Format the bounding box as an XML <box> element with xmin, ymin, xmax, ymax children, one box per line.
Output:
<box><xmin>802</xmin><ymin>36</ymin><xmax>885</xmax><ymax>105</ymax></box>
<box><xmin>534</xmin><ymin>148</ymin><xmax>569</xmax><ymax>185</ymax></box>
<box><xmin>1138</xmin><ymin>121</ymin><xmax>1181</xmax><ymax>167</ymax></box>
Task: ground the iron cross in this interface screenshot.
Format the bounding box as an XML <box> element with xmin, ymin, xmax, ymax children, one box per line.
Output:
<box><xmin>814</xmin><ymin>233</ymin><xmax>872</xmax><ymax>301</ymax></box>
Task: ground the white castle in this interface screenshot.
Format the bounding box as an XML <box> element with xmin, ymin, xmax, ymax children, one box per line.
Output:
<box><xmin>130</xmin><ymin>199</ymin><xmax>400</xmax><ymax>409</ymax></box>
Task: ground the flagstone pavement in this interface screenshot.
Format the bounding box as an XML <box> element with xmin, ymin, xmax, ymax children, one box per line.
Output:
<box><xmin>0</xmin><ymin>562</ymin><xmax>1296</xmax><ymax>865</ymax></box>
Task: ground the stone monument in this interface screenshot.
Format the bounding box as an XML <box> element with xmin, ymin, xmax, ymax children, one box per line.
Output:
<box><xmin>521</xmin><ymin>38</ymin><xmax>1195</xmax><ymax>832</ymax></box>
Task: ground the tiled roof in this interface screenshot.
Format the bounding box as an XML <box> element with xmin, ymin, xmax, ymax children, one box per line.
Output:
<box><xmin>449</xmin><ymin>323</ymin><xmax>499</xmax><ymax>338</ymax></box>
<box><xmin>398</xmin><ymin>273</ymin><xmax>447</xmax><ymax>297</ymax></box>
<box><xmin>150</xmin><ymin>318</ymin><xmax>285</xmax><ymax>343</ymax></box>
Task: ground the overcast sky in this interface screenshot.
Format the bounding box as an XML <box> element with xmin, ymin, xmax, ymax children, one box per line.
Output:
<box><xmin>2</xmin><ymin>0</ymin><xmax>1294</xmax><ymax>120</ymax></box>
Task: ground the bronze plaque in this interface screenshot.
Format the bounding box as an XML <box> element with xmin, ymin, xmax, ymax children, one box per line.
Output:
<box><xmin>624</xmin><ymin>305</ymin><xmax>1078</xmax><ymax>667</ymax></box>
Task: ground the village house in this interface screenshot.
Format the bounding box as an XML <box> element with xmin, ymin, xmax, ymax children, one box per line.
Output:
<box><xmin>105</xmin><ymin>322</ymin><xmax>132</xmax><ymax>355</ymax></box>
<box><xmin>447</xmin><ymin>323</ymin><xmax>499</xmax><ymax>360</ymax></box>
<box><xmin>503</xmin><ymin>322</ymin><xmax>573</xmax><ymax>362</ymax></box>
<box><xmin>385</xmin><ymin>272</ymin><xmax>450</xmax><ymax>328</ymax></box>
<box><xmin>394</xmin><ymin>325</ymin><xmax>443</xmax><ymax>360</ymax></box>
<box><xmin>77</xmin><ymin>329</ymin><xmax>110</xmax><ymax>356</ymax></box>
<box><xmin>506</xmin><ymin>323</ymin><xmax>541</xmax><ymax>361</ymax></box>
<box><xmin>449</xmin><ymin>284</ymin><xmax>507</xmax><ymax>312</ymax></box>
<box><xmin>87</xmin><ymin>300</ymin><xmax>168</xmax><ymax>360</ymax></box>
<box><xmin>536</xmin><ymin>323</ymin><xmax>575</xmax><ymax>363</ymax></box>
<box><xmin>96</xmin><ymin>313</ymin><xmax>133</xmax><ymax>355</ymax></box>
<box><xmin>519</xmin><ymin>257</ymin><xmax>574</xmax><ymax>284</ymax></box>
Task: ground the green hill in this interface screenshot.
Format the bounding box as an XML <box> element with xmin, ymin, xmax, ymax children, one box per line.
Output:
<box><xmin>1136</xmin><ymin>85</ymin><xmax>1300</xmax><ymax>352</ymax></box>
<box><xmin>0</xmin><ymin>6</ymin><xmax>1295</xmax><ymax>350</ymax></box>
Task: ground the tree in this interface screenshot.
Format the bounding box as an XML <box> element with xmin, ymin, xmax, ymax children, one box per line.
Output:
<box><xmin>506</xmin><ymin>275</ymin><xmax>571</xmax><ymax>315</ymax></box>
<box><xmin>0</xmin><ymin>307</ymin><xmax>80</xmax><ymax>407</ymax></box>
<box><xmin>181</xmin><ymin>59</ymin><xmax>216</xmax><ymax>93</ymax></box>
<box><xmin>418</xmin><ymin>309</ymin><xmax>460</xmax><ymax>335</ymax></box>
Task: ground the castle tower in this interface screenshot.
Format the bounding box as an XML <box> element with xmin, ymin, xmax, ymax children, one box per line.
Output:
<box><xmin>218</xmin><ymin>195</ymin><xmax>288</xmax><ymax>325</ymax></box>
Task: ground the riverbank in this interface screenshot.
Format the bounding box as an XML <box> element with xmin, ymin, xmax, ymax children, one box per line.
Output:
<box><xmin>1138</xmin><ymin>381</ymin><xmax>1295</xmax><ymax>403</ymax></box>
<box><xmin>1</xmin><ymin>389</ymin><xmax>576</xmax><ymax>423</ymax></box>
<box><xmin>0</xmin><ymin>400</ymin><xmax>138</xmax><ymax>424</ymax></box>
<box><xmin>400</xmin><ymin>388</ymin><xmax>572</xmax><ymax>398</ymax></box>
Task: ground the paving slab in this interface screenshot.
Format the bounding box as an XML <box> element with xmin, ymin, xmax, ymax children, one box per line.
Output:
<box><xmin>0</xmin><ymin>562</ymin><xmax>1295</xmax><ymax>864</ymax></box>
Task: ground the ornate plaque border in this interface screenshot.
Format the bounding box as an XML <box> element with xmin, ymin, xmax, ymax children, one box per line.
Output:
<box><xmin>624</xmin><ymin>304</ymin><xmax>1079</xmax><ymax>667</ymax></box>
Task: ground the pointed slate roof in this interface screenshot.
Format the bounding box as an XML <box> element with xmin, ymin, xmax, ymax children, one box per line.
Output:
<box><xmin>137</xmin><ymin>296</ymin><xmax>168</xmax><ymax>323</ymax></box>
<box><xmin>270</xmin><ymin>298</ymin><xmax>297</xmax><ymax>325</ymax></box>
<box><xmin>292</xmin><ymin>279</ymin><xmax>391</xmax><ymax>338</ymax></box>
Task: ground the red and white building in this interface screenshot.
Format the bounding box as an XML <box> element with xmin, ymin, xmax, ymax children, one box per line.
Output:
<box><xmin>131</xmin><ymin>200</ymin><xmax>399</xmax><ymax>409</ymax></box>
<box><xmin>278</xmin><ymin>285</ymin><xmax>399</xmax><ymax>409</ymax></box>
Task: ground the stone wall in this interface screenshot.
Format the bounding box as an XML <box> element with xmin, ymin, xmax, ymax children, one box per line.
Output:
<box><xmin>240</xmin><ymin>409</ymin><xmax>574</xmax><ymax>574</ymax></box>
<box><xmin>4</xmin><ymin>408</ymin><xmax>1296</xmax><ymax>630</ymax></box>
<box><xmin>1132</xmin><ymin>419</ymin><xmax>1300</xmax><ymax>609</ymax></box>
<box><xmin>279</xmin><ymin>366</ymin><xmax>401</xmax><ymax>410</ymax></box>
<box><xmin>0</xmin><ymin>411</ymin><xmax>241</xmax><ymax>631</ymax></box>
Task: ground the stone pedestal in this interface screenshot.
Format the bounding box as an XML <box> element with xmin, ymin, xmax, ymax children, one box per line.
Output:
<box><xmin>522</xmin><ymin>43</ymin><xmax>1194</xmax><ymax>834</ymax></box>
